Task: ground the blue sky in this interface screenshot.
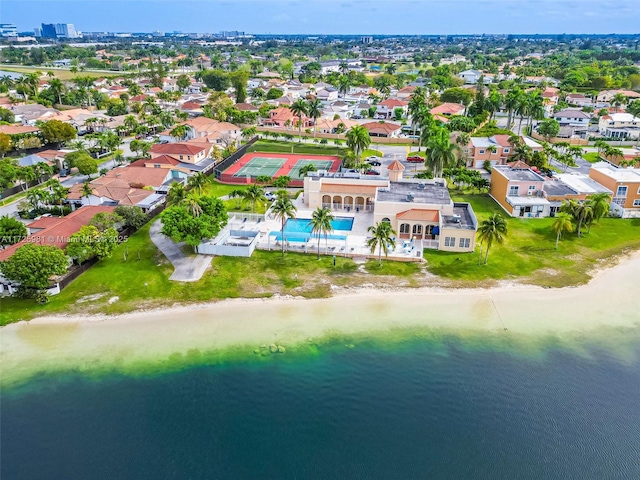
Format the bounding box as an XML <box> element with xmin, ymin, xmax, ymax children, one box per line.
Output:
<box><xmin>2</xmin><ymin>0</ymin><xmax>639</xmax><ymax>35</ymax></box>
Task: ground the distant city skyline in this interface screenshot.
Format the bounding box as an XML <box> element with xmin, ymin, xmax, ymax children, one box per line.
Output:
<box><xmin>3</xmin><ymin>0</ymin><xmax>640</xmax><ymax>35</ymax></box>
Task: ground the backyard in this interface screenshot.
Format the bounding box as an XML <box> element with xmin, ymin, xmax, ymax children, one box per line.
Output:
<box><xmin>424</xmin><ymin>194</ymin><xmax>640</xmax><ymax>287</ymax></box>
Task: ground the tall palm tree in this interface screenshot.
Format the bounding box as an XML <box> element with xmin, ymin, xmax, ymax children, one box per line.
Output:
<box><xmin>81</xmin><ymin>181</ymin><xmax>94</xmax><ymax>204</ymax></box>
<box><xmin>306</xmin><ymin>98</ymin><xmax>322</xmax><ymax>138</ymax></box>
<box><xmin>551</xmin><ymin>213</ymin><xmax>574</xmax><ymax>249</ymax></box>
<box><xmin>425</xmin><ymin>127</ymin><xmax>460</xmax><ymax>177</ymax></box>
<box><xmin>367</xmin><ymin>222</ymin><xmax>397</xmax><ymax>266</ymax></box>
<box><xmin>345</xmin><ymin>125</ymin><xmax>371</xmax><ymax>159</ymax></box>
<box><xmin>504</xmin><ymin>88</ymin><xmax>523</xmax><ymax>130</ymax></box>
<box><xmin>289</xmin><ymin>99</ymin><xmax>308</xmax><ymax>142</ymax></box>
<box><xmin>169</xmin><ymin>124</ymin><xmax>188</xmax><ymax>141</ymax></box>
<box><xmin>48</xmin><ymin>78</ymin><xmax>65</xmax><ymax>105</ymax></box>
<box><xmin>477</xmin><ymin>213</ymin><xmax>508</xmax><ymax>265</ymax></box>
<box><xmin>611</xmin><ymin>93</ymin><xmax>626</xmax><ymax>112</ymax></box>
<box><xmin>308</xmin><ymin>207</ymin><xmax>334</xmax><ymax>259</ymax></box>
<box><xmin>416</xmin><ymin>108</ymin><xmax>435</xmax><ymax>152</ymax></box>
<box><xmin>271</xmin><ymin>196</ymin><xmax>297</xmax><ymax>257</ymax></box>
<box><xmin>589</xmin><ymin>193</ymin><xmax>611</xmax><ymax>222</ymax></box>
<box><xmin>515</xmin><ymin>93</ymin><xmax>531</xmax><ymax>135</ymax></box>
<box><xmin>242</xmin><ymin>184</ymin><xmax>266</xmax><ymax>213</ymax></box>
<box><xmin>167</xmin><ymin>182</ymin><xmax>187</xmax><ymax>205</ymax></box>
<box><xmin>187</xmin><ymin>172</ymin><xmax>208</xmax><ymax>194</ymax></box>
<box><xmin>574</xmin><ymin>202</ymin><xmax>593</xmax><ymax>237</ymax></box>
<box><xmin>183</xmin><ymin>193</ymin><xmax>203</xmax><ymax>217</ymax></box>
<box><xmin>298</xmin><ymin>163</ymin><xmax>317</xmax><ymax>178</ymax></box>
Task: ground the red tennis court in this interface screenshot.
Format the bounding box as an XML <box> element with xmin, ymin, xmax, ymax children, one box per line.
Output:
<box><xmin>219</xmin><ymin>152</ymin><xmax>341</xmax><ymax>186</ymax></box>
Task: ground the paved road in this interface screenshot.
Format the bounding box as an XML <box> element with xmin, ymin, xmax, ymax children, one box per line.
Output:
<box><xmin>149</xmin><ymin>219</ymin><xmax>213</xmax><ymax>282</ymax></box>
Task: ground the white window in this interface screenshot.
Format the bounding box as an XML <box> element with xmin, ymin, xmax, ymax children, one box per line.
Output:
<box><xmin>508</xmin><ymin>186</ymin><xmax>519</xmax><ymax>196</ymax></box>
<box><xmin>528</xmin><ymin>185</ymin><xmax>536</xmax><ymax>192</ymax></box>
<box><xmin>444</xmin><ymin>237</ymin><xmax>456</xmax><ymax>247</ymax></box>
<box><xmin>459</xmin><ymin>238</ymin><xmax>470</xmax><ymax>248</ymax></box>
<box><xmin>634</xmin><ymin>199</ymin><xmax>640</xmax><ymax>207</ymax></box>
<box><xmin>616</xmin><ymin>186</ymin><xmax>628</xmax><ymax>197</ymax></box>
<box><xmin>503</xmin><ymin>148</ymin><xmax>510</xmax><ymax>153</ymax></box>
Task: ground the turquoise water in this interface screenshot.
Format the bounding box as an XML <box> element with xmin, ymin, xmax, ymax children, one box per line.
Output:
<box><xmin>286</xmin><ymin>217</ymin><xmax>354</xmax><ymax>232</ymax></box>
<box><xmin>2</xmin><ymin>335</ymin><xmax>639</xmax><ymax>479</ymax></box>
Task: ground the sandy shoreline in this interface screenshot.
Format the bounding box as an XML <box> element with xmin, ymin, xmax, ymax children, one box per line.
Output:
<box><xmin>2</xmin><ymin>252</ymin><xmax>640</xmax><ymax>384</ymax></box>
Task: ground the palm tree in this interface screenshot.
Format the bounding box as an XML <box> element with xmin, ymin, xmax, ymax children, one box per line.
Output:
<box><xmin>81</xmin><ymin>181</ymin><xmax>93</xmax><ymax>204</ymax></box>
<box><xmin>298</xmin><ymin>163</ymin><xmax>317</xmax><ymax>178</ymax></box>
<box><xmin>574</xmin><ymin>202</ymin><xmax>593</xmax><ymax>237</ymax></box>
<box><xmin>306</xmin><ymin>98</ymin><xmax>322</xmax><ymax>138</ymax></box>
<box><xmin>425</xmin><ymin>127</ymin><xmax>460</xmax><ymax>177</ymax></box>
<box><xmin>345</xmin><ymin>125</ymin><xmax>371</xmax><ymax>159</ymax></box>
<box><xmin>187</xmin><ymin>172</ymin><xmax>208</xmax><ymax>194</ymax></box>
<box><xmin>167</xmin><ymin>182</ymin><xmax>187</xmax><ymax>205</ymax></box>
<box><xmin>594</xmin><ymin>139</ymin><xmax>608</xmax><ymax>158</ymax></box>
<box><xmin>169</xmin><ymin>124</ymin><xmax>188</xmax><ymax>141</ymax></box>
<box><xmin>308</xmin><ymin>207</ymin><xmax>334</xmax><ymax>259</ymax></box>
<box><xmin>515</xmin><ymin>93</ymin><xmax>531</xmax><ymax>135</ymax></box>
<box><xmin>477</xmin><ymin>213</ymin><xmax>508</xmax><ymax>265</ymax></box>
<box><xmin>183</xmin><ymin>193</ymin><xmax>203</xmax><ymax>217</ymax></box>
<box><xmin>289</xmin><ymin>99</ymin><xmax>308</xmax><ymax>142</ymax></box>
<box><xmin>241</xmin><ymin>126</ymin><xmax>257</xmax><ymax>141</ymax></box>
<box><xmin>589</xmin><ymin>193</ymin><xmax>611</xmax><ymax>222</ymax></box>
<box><xmin>271</xmin><ymin>196</ymin><xmax>297</xmax><ymax>257</ymax></box>
<box><xmin>504</xmin><ymin>88</ymin><xmax>523</xmax><ymax>129</ymax></box>
<box><xmin>611</xmin><ymin>93</ymin><xmax>626</xmax><ymax>113</ymax></box>
<box><xmin>551</xmin><ymin>213</ymin><xmax>574</xmax><ymax>249</ymax></box>
<box><xmin>242</xmin><ymin>184</ymin><xmax>266</xmax><ymax>213</ymax></box>
<box><xmin>48</xmin><ymin>78</ymin><xmax>65</xmax><ymax>105</ymax></box>
<box><xmin>367</xmin><ymin>222</ymin><xmax>397</xmax><ymax>266</ymax></box>
<box><xmin>228</xmin><ymin>189</ymin><xmax>245</xmax><ymax>209</ymax></box>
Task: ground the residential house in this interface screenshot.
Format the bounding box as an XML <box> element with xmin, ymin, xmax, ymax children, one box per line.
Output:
<box><xmin>596</xmin><ymin>90</ymin><xmax>640</xmax><ymax>104</ymax></box>
<box><xmin>0</xmin><ymin>124</ymin><xmax>40</xmax><ymax>136</ymax></box>
<box><xmin>589</xmin><ymin>162</ymin><xmax>640</xmax><ymax>218</ymax></box>
<box><xmin>543</xmin><ymin>174</ymin><xmax>612</xmax><ymax>216</ymax></box>
<box><xmin>458</xmin><ymin>70</ymin><xmax>484</xmax><ymax>84</ymax></box>
<box><xmin>235</xmin><ymin>102</ymin><xmax>259</xmax><ymax>113</ymax></box>
<box><xmin>316</xmin><ymin>88</ymin><xmax>339</xmax><ymax>102</ymax></box>
<box><xmin>467</xmin><ymin>135</ymin><xmax>541</xmax><ymax>168</ymax></box>
<box><xmin>361</xmin><ymin>121</ymin><xmax>402</xmax><ymax>138</ymax></box>
<box><xmin>396</xmin><ymin>86</ymin><xmax>417</xmax><ymax>100</ymax></box>
<box><xmin>598</xmin><ymin>113</ymin><xmax>640</xmax><ymax>140</ymax></box>
<box><xmin>376</xmin><ymin>98</ymin><xmax>408</xmax><ymax>119</ymax></box>
<box><xmin>17</xmin><ymin>154</ymin><xmax>53</xmax><ymax>167</ymax></box>
<box><xmin>67</xmin><ymin>166</ymin><xmax>181</xmax><ymax>209</ymax></box>
<box><xmin>430</xmin><ymin>103</ymin><xmax>466</xmax><ymax>122</ymax></box>
<box><xmin>552</xmin><ymin>109</ymin><xmax>591</xmax><ymax>127</ymax></box>
<box><xmin>10</xmin><ymin>104</ymin><xmax>59</xmax><ymax>125</ymax></box>
<box><xmin>160</xmin><ymin>117</ymin><xmax>241</xmax><ymax>146</ymax></box>
<box><xmin>490</xmin><ymin>164</ymin><xmax>549</xmax><ymax>217</ymax></box>
<box><xmin>263</xmin><ymin>107</ymin><xmax>310</xmax><ymax>129</ymax></box>
<box><xmin>303</xmin><ymin>163</ymin><xmax>477</xmax><ymax>252</ymax></box>
<box><xmin>149</xmin><ymin>142</ymin><xmax>210</xmax><ymax>164</ymax></box>
<box><xmin>566</xmin><ymin>93</ymin><xmax>593</xmax><ymax>108</ymax></box>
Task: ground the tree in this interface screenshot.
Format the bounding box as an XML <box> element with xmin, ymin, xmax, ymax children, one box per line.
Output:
<box><xmin>66</xmin><ymin>225</ymin><xmax>118</xmax><ymax>264</ymax></box>
<box><xmin>446</xmin><ymin>116</ymin><xmax>476</xmax><ymax>133</ymax></box>
<box><xmin>0</xmin><ymin>107</ymin><xmax>15</xmax><ymax>123</ymax></box>
<box><xmin>271</xmin><ymin>195</ymin><xmax>297</xmax><ymax>257</ymax></box>
<box><xmin>289</xmin><ymin>99</ymin><xmax>308</xmax><ymax>142</ymax></box>
<box><xmin>440</xmin><ymin>87</ymin><xmax>473</xmax><ymax>106</ymax></box>
<box><xmin>308</xmin><ymin>207</ymin><xmax>334</xmax><ymax>259</ymax></box>
<box><xmin>74</xmin><ymin>154</ymin><xmax>98</xmax><ymax>176</ymax></box>
<box><xmin>589</xmin><ymin>193</ymin><xmax>611</xmax><ymax>223</ymax></box>
<box><xmin>39</xmin><ymin>119</ymin><xmax>77</xmax><ymax>146</ymax></box>
<box><xmin>200</xmin><ymin>69</ymin><xmax>231</xmax><ymax>91</ymax></box>
<box><xmin>0</xmin><ymin>243</ymin><xmax>68</xmax><ymax>291</ymax></box>
<box><xmin>266</xmin><ymin>88</ymin><xmax>284</xmax><ymax>100</ymax></box>
<box><xmin>0</xmin><ymin>133</ymin><xmax>11</xmax><ymax>158</ymax></box>
<box><xmin>551</xmin><ymin>213</ymin><xmax>574</xmax><ymax>249</ymax></box>
<box><xmin>537</xmin><ymin>118</ymin><xmax>560</xmax><ymax>142</ymax></box>
<box><xmin>272</xmin><ymin>176</ymin><xmax>291</xmax><ymax>189</ymax></box>
<box><xmin>114</xmin><ymin>205</ymin><xmax>148</xmax><ymax>229</ymax></box>
<box><xmin>367</xmin><ymin>221</ymin><xmax>397</xmax><ymax>266</ymax></box>
<box><xmin>89</xmin><ymin>212</ymin><xmax>123</xmax><ymax>232</ymax></box>
<box><xmin>160</xmin><ymin>196</ymin><xmax>228</xmax><ymax>251</ymax></box>
<box><xmin>241</xmin><ymin>184</ymin><xmax>266</xmax><ymax>213</ymax></box>
<box><xmin>176</xmin><ymin>74</ymin><xmax>191</xmax><ymax>91</ymax></box>
<box><xmin>307</xmin><ymin>98</ymin><xmax>322</xmax><ymax>137</ymax></box>
<box><xmin>187</xmin><ymin>172</ymin><xmax>209</xmax><ymax>194</ymax></box>
<box><xmin>345</xmin><ymin>125</ymin><xmax>371</xmax><ymax>159</ymax></box>
<box><xmin>0</xmin><ymin>215</ymin><xmax>27</xmax><ymax>249</ymax></box>
<box><xmin>477</xmin><ymin>213</ymin><xmax>508</xmax><ymax>265</ymax></box>
<box><xmin>167</xmin><ymin>182</ymin><xmax>187</xmax><ymax>205</ymax></box>
<box><xmin>627</xmin><ymin>100</ymin><xmax>640</xmax><ymax>119</ymax></box>
<box><xmin>169</xmin><ymin>124</ymin><xmax>189</xmax><ymax>141</ymax></box>
<box><xmin>425</xmin><ymin>127</ymin><xmax>460</xmax><ymax>177</ymax></box>
<box><xmin>298</xmin><ymin>163</ymin><xmax>317</xmax><ymax>178</ymax></box>
<box><xmin>229</xmin><ymin>70</ymin><xmax>249</xmax><ymax>104</ymax></box>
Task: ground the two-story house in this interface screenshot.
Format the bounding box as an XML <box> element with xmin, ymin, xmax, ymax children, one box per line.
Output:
<box><xmin>598</xmin><ymin>113</ymin><xmax>640</xmax><ymax>140</ymax></box>
<box><xmin>490</xmin><ymin>164</ymin><xmax>550</xmax><ymax>217</ymax></box>
<box><xmin>552</xmin><ymin>109</ymin><xmax>591</xmax><ymax>127</ymax></box>
<box><xmin>589</xmin><ymin>162</ymin><xmax>640</xmax><ymax>218</ymax></box>
<box><xmin>376</xmin><ymin>98</ymin><xmax>408</xmax><ymax>119</ymax></box>
<box><xmin>467</xmin><ymin>135</ymin><xmax>542</xmax><ymax>168</ymax></box>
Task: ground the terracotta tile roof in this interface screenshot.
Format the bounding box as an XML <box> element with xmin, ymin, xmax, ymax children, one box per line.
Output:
<box><xmin>27</xmin><ymin>216</ymin><xmax>65</xmax><ymax>230</ymax></box>
<box><xmin>492</xmin><ymin>135</ymin><xmax>513</xmax><ymax>147</ymax></box>
<box><xmin>379</xmin><ymin>98</ymin><xmax>408</xmax><ymax>108</ymax></box>
<box><xmin>430</xmin><ymin>103</ymin><xmax>465</xmax><ymax>115</ymax></box>
<box><xmin>506</xmin><ymin>160</ymin><xmax>531</xmax><ymax>169</ymax></box>
<box><xmin>235</xmin><ymin>102</ymin><xmax>258</xmax><ymax>111</ymax></box>
<box><xmin>0</xmin><ymin>125</ymin><xmax>40</xmax><ymax>135</ymax></box>
<box><xmin>269</xmin><ymin>107</ymin><xmax>296</xmax><ymax>122</ymax></box>
<box><xmin>387</xmin><ymin>160</ymin><xmax>405</xmax><ymax>171</ymax></box>
<box><xmin>397</xmin><ymin>209</ymin><xmax>440</xmax><ymax>222</ymax></box>
<box><xmin>181</xmin><ymin>101</ymin><xmax>204</xmax><ymax>110</ymax></box>
<box><xmin>361</xmin><ymin>121</ymin><xmax>402</xmax><ymax>135</ymax></box>
<box><xmin>130</xmin><ymin>154</ymin><xmax>180</xmax><ymax>167</ymax></box>
<box><xmin>149</xmin><ymin>143</ymin><xmax>207</xmax><ymax>156</ymax></box>
<box><xmin>0</xmin><ymin>206</ymin><xmax>116</xmax><ymax>261</ymax></box>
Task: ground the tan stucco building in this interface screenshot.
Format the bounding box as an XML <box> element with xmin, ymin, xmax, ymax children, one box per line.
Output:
<box><xmin>303</xmin><ymin>161</ymin><xmax>478</xmax><ymax>253</ymax></box>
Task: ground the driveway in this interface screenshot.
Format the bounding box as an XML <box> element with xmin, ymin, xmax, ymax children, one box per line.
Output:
<box><xmin>149</xmin><ymin>219</ymin><xmax>212</xmax><ymax>282</ymax></box>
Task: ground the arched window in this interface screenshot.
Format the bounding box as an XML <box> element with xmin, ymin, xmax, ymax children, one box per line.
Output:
<box><xmin>400</xmin><ymin>223</ymin><xmax>410</xmax><ymax>234</ymax></box>
<box><xmin>412</xmin><ymin>224</ymin><xmax>423</xmax><ymax>235</ymax></box>
<box><xmin>381</xmin><ymin>217</ymin><xmax>391</xmax><ymax>223</ymax></box>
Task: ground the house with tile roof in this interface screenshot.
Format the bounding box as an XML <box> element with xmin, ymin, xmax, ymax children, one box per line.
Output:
<box><xmin>430</xmin><ymin>103</ymin><xmax>466</xmax><ymax>123</ymax></box>
<box><xmin>376</xmin><ymin>98</ymin><xmax>408</xmax><ymax>119</ymax></box>
<box><xmin>589</xmin><ymin>162</ymin><xmax>640</xmax><ymax>218</ymax></box>
<box><xmin>467</xmin><ymin>135</ymin><xmax>542</xmax><ymax>168</ymax></box>
<box><xmin>361</xmin><ymin>121</ymin><xmax>402</xmax><ymax>138</ymax></box>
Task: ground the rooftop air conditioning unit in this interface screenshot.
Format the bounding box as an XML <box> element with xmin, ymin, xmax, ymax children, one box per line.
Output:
<box><xmin>452</xmin><ymin>215</ymin><xmax>461</xmax><ymax>223</ymax></box>
<box><xmin>406</xmin><ymin>193</ymin><xmax>414</xmax><ymax>202</ymax></box>
<box><xmin>527</xmin><ymin>190</ymin><xmax>533</xmax><ymax>196</ymax></box>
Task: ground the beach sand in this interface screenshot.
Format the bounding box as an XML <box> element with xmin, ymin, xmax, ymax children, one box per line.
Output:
<box><xmin>2</xmin><ymin>252</ymin><xmax>640</xmax><ymax>385</ymax></box>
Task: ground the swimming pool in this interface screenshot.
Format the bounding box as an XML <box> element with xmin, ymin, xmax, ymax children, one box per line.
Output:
<box><xmin>272</xmin><ymin>233</ymin><xmax>348</xmax><ymax>243</ymax></box>
<box><xmin>284</xmin><ymin>217</ymin><xmax>354</xmax><ymax>234</ymax></box>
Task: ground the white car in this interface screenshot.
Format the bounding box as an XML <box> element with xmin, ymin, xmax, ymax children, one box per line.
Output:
<box><xmin>264</xmin><ymin>192</ymin><xmax>277</xmax><ymax>201</ymax></box>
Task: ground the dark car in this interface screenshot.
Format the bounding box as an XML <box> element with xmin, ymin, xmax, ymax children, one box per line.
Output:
<box><xmin>406</xmin><ymin>155</ymin><xmax>424</xmax><ymax>163</ymax></box>
<box><xmin>364</xmin><ymin>169</ymin><xmax>380</xmax><ymax>175</ymax></box>
<box><xmin>58</xmin><ymin>169</ymin><xmax>68</xmax><ymax>177</ymax></box>
<box><xmin>367</xmin><ymin>159</ymin><xmax>382</xmax><ymax>166</ymax></box>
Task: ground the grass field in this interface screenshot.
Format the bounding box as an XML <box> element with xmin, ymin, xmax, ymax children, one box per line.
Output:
<box><xmin>583</xmin><ymin>152</ymin><xmax>601</xmax><ymax>163</ymax></box>
<box><xmin>424</xmin><ymin>194</ymin><xmax>640</xmax><ymax>287</ymax></box>
<box><xmin>0</xmin><ymin>65</ymin><xmax>119</xmax><ymax>81</ymax></box>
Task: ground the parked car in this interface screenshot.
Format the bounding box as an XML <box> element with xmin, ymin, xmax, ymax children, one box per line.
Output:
<box><xmin>351</xmin><ymin>114</ymin><xmax>363</xmax><ymax>120</ymax></box>
<box><xmin>366</xmin><ymin>159</ymin><xmax>382</xmax><ymax>167</ymax></box>
<box><xmin>58</xmin><ymin>169</ymin><xmax>68</xmax><ymax>177</ymax></box>
<box><xmin>374</xmin><ymin>114</ymin><xmax>386</xmax><ymax>120</ymax></box>
<box><xmin>265</xmin><ymin>192</ymin><xmax>277</xmax><ymax>201</ymax></box>
<box><xmin>406</xmin><ymin>155</ymin><xmax>424</xmax><ymax>163</ymax></box>
<box><xmin>364</xmin><ymin>169</ymin><xmax>380</xmax><ymax>176</ymax></box>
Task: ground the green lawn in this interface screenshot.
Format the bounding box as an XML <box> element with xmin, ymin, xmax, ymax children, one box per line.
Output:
<box><xmin>224</xmin><ymin>198</ymin><xmax>268</xmax><ymax>214</ymax></box>
<box><xmin>424</xmin><ymin>194</ymin><xmax>640</xmax><ymax>287</ymax></box>
<box><xmin>362</xmin><ymin>149</ymin><xmax>384</xmax><ymax>159</ymax></box>
<box><xmin>583</xmin><ymin>152</ymin><xmax>602</xmax><ymax>163</ymax></box>
<box><xmin>248</xmin><ymin>140</ymin><xmax>345</xmax><ymax>156</ymax></box>
<box><xmin>0</xmin><ymin>65</ymin><xmax>118</xmax><ymax>81</ymax></box>
<box><xmin>0</xmin><ymin>225</ymin><xmax>423</xmax><ymax>325</ymax></box>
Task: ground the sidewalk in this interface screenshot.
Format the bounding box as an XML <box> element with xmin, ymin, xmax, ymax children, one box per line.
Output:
<box><xmin>149</xmin><ymin>219</ymin><xmax>212</xmax><ymax>282</ymax></box>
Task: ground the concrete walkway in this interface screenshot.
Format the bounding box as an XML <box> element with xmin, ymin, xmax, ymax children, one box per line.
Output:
<box><xmin>149</xmin><ymin>219</ymin><xmax>212</xmax><ymax>282</ymax></box>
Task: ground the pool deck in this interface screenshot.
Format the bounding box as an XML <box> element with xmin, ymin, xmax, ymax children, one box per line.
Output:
<box><xmin>225</xmin><ymin>197</ymin><xmax>425</xmax><ymax>262</ymax></box>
